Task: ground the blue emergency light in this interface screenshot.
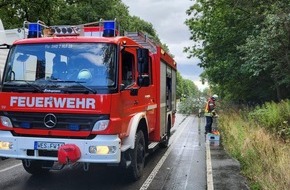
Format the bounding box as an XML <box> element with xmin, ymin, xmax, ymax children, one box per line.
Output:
<box><xmin>103</xmin><ymin>21</ymin><xmax>116</xmax><ymax>37</ymax></box>
<box><xmin>20</xmin><ymin>122</ymin><xmax>31</xmax><ymax>129</ymax></box>
<box><xmin>28</xmin><ymin>23</ymin><xmax>42</xmax><ymax>38</ymax></box>
<box><xmin>68</xmin><ymin>124</ymin><xmax>80</xmax><ymax>131</ymax></box>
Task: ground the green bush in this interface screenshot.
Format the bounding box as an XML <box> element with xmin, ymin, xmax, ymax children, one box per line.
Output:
<box><xmin>248</xmin><ymin>100</ymin><xmax>290</xmax><ymax>141</ymax></box>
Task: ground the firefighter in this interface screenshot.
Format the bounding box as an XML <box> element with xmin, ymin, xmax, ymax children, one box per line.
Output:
<box><xmin>51</xmin><ymin>55</ymin><xmax>67</xmax><ymax>80</ymax></box>
<box><xmin>204</xmin><ymin>94</ymin><xmax>218</xmax><ymax>134</ymax></box>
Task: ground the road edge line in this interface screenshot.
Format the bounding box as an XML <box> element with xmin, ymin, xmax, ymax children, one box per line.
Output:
<box><xmin>0</xmin><ymin>163</ymin><xmax>22</xmax><ymax>173</ymax></box>
<box><xmin>206</xmin><ymin>139</ymin><xmax>214</xmax><ymax>190</ymax></box>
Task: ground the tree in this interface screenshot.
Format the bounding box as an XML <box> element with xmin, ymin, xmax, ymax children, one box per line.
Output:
<box><xmin>185</xmin><ymin>0</ymin><xmax>290</xmax><ymax>103</ymax></box>
<box><xmin>176</xmin><ymin>71</ymin><xmax>184</xmax><ymax>99</ymax></box>
<box><xmin>176</xmin><ymin>73</ymin><xmax>200</xmax><ymax>115</ymax></box>
<box><xmin>238</xmin><ymin>4</ymin><xmax>290</xmax><ymax>101</ymax></box>
<box><xmin>176</xmin><ymin>71</ymin><xmax>199</xmax><ymax>100</ymax></box>
<box><xmin>0</xmin><ymin>0</ymin><xmax>57</xmax><ymax>27</ymax></box>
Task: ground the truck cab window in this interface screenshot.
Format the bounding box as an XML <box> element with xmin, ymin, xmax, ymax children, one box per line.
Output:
<box><xmin>3</xmin><ymin>43</ymin><xmax>117</xmax><ymax>92</ymax></box>
<box><xmin>122</xmin><ymin>51</ymin><xmax>134</xmax><ymax>87</ymax></box>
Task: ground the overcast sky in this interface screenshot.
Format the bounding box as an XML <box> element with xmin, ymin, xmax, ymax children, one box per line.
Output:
<box><xmin>122</xmin><ymin>0</ymin><xmax>208</xmax><ymax>90</ymax></box>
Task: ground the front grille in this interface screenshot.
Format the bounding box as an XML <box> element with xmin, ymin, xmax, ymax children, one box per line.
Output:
<box><xmin>2</xmin><ymin>112</ymin><xmax>109</xmax><ymax>131</ymax></box>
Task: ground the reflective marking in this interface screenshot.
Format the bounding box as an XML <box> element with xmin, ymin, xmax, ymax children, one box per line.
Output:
<box><xmin>147</xmin><ymin>104</ymin><xmax>157</xmax><ymax>110</ymax></box>
<box><xmin>139</xmin><ymin>117</ymin><xmax>191</xmax><ymax>190</ymax></box>
<box><xmin>0</xmin><ymin>163</ymin><xmax>22</xmax><ymax>173</ymax></box>
<box><xmin>145</xmin><ymin>95</ymin><xmax>151</xmax><ymax>98</ymax></box>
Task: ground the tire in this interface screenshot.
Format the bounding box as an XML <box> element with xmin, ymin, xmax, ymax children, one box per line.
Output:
<box><xmin>160</xmin><ymin>121</ymin><xmax>171</xmax><ymax>148</ymax></box>
<box><xmin>22</xmin><ymin>160</ymin><xmax>54</xmax><ymax>175</ymax></box>
<box><xmin>127</xmin><ymin>130</ymin><xmax>146</xmax><ymax>181</ymax></box>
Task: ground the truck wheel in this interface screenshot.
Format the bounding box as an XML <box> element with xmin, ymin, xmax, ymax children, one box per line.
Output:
<box><xmin>127</xmin><ymin>130</ymin><xmax>146</xmax><ymax>181</ymax></box>
<box><xmin>22</xmin><ymin>160</ymin><xmax>54</xmax><ymax>175</ymax></box>
<box><xmin>160</xmin><ymin>121</ymin><xmax>171</xmax><ymax>148</ymax></box>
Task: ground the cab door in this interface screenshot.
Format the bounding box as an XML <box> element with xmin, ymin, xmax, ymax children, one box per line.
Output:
<box><xmin>119</xmin><ymin>48</ymin><xmax>156</xmax><ymax>136</ymax></box>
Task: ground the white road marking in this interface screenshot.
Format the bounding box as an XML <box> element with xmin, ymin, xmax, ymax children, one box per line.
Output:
<box><xmin>0</xmin><ymin>163</ymin><xmax>22</xmax><ymax>173</ymax></box>
<box><xmin>206</xmin><ymin>139</ymin><xmax>214</xmax><ymax>190</ymax></box>
<box><xmin>140</xmin><ymin>117</ymin><xmax>191</xmax><ymax>190</ymax></box>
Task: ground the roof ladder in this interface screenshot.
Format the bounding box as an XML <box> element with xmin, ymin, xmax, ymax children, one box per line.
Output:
<box><xmin>125</xmin><ymin>32</ymin><xmax>157</xmax><ymax>53</ymax></box>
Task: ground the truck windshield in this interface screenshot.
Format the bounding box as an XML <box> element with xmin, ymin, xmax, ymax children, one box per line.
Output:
<box><xmin>2</xmin><ymin>43</ymin><xmax>116</xmax><ymax>93</ymax></box>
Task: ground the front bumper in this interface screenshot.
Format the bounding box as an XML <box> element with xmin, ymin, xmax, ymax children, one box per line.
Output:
<box><xmin>0</xmin><ymin>131</ymin><xmax>121</xmax><ymax>163</ymax></box>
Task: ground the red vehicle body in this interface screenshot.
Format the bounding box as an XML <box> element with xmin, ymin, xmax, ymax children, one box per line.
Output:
<box><xmin>0</xmin><ymin>20</ymin><xmax>177</xmax><ymax>180</ymax></box>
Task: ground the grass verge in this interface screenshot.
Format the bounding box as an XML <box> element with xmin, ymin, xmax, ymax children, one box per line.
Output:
<box><xmin>219</xmin><ymin>108</ymin><xmax>290</xmax><ymax>190</ymax></box>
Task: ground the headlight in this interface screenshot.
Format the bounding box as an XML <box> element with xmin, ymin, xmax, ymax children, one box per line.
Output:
<box><xmin>0</xmin><ymin>116</ymin><xmax>13</xmax><ymax>128</ymax></box>
<box><xmin>0</xmin><ymin>141</ymin><xmax>13</xmax><ymax>150</ymax></box>
<box><xmin>89</xmin><ymin>145</ymin><xmax>117</xmax><ymax>155</ymax></box>
<box><xmin>92</xmin><ymin>120</ymin><xmax>109</xmax><ymax>131</ymax></box>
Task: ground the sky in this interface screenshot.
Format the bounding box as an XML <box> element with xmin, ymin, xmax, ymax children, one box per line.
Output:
<box><xmin>122</xmin><ymin>0</ymin><xmax>208</xmax><ymax>91</ymax></box>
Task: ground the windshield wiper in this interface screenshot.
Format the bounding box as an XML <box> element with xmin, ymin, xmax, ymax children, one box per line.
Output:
<box><xmin>48</xmin><ymin>80</ymin><xmax>97</xmax><ymax>94</ymax></box>
<box><xmin>4</xmin><ymin>80</ymin><xmax>44</xmax><ymax>92</ymax></box>
<box><xmin>23</xmin><ymin>80</ymin><xmax>44</xmax><ymax>92</ymax></box>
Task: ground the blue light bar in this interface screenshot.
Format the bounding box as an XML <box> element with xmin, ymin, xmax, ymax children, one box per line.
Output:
<box><xmin>103</xmin><ymin>21</ymin><xmax>116</xmax><ymax>37</ymax></box>
<box><xmin>20</xmin><ymin>122</ymin><xmax>31</xmax><ymax>129</ymax></box>
<box><xmin>104</xmin><ymin>21</ymin><xmax>115</xmax><ymax>30</ymax></box>
<box><xmin>28</xmin><ymin>23</ymin><xmax>42</xmax><ymax>38</ymax></box>
<box><xmin>68</xmin><ymin>124</ymin><xmax>80</xmax><ymax>131</ymax></box>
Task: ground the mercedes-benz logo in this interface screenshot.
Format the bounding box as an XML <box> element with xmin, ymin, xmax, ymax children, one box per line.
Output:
<box><xmin>44</xmin><ymin>113</ymin><xmax>57</xmax><ymax>128</ymax></box>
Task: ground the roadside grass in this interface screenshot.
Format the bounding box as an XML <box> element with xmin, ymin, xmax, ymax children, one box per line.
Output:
<box><xmin>219</xmin><ymin>101</ymin><xmax>290</xmax><ymax>190</ymax></box>
<box><xmin>248</xmin><ymin>100</ymin><xmax>290</xmax><ymax>141</ymax></box>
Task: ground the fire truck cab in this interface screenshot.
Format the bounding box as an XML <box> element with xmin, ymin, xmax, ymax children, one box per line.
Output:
<box><xmin>0</xmin><ymin>20</ymin><xmax>177</xmax><ymax>181</ymax></box>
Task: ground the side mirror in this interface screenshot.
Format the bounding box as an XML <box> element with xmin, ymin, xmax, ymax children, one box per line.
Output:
<box><xmin>136</xmin><ymin>48</ymin><xmax>150</xmax><ymax>87</ymax></box>
<box><xmin>137</xmin><ymin>75</ymin><xmax>150</xmax><ymax>87</ymax></box>
<box><xmin>0</xmin><ymin>44</ymin><xmax>11</xmax><ymax>49</ymax></box>
<box><xmin>119</xmin><ymin>83</ymin><xmax>125</xmax><ymax>91</ymax></box>
<box><xmin>137</xmin><ymin>48</ymin><xmax>149</xmax><ymax>74</ymax></box>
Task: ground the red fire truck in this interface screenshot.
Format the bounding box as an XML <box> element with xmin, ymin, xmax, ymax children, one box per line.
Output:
<box><xmin>0</xmin><ymin>20</ymin><xmax>177</xmax><ymax>181</ymax></box>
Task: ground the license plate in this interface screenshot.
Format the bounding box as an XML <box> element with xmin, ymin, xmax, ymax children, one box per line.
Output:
<box><xmin>34</xmin><ymin>141</ymin><xmax>64</xmax><ymax>151</ymax></box>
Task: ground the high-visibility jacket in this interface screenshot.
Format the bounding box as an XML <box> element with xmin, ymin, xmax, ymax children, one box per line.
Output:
<box><xmin>204</xmin><ymin>98</ymin><xmax>216</xmax><ymax>117</ymax></box>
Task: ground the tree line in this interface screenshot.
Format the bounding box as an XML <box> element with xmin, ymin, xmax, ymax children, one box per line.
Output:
<box><xmin>0</xmin><ymin>0</ymin><xmax>152</xmax><ymax>36</ymax></box>
<box><xmin>185</xmin><ymin>0</ymin><xmax>290</xmax><ymax>103</ymax></box>
<box><xmin>0</xmin><ymin>0</ymin><xmax>169</xmax><ymax>51</ymax></box>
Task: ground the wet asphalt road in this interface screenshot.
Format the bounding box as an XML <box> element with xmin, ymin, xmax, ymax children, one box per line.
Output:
<box><xmin>0</xmin><ymin>114</ymin><xmax>248</xmax><ymax>190</ymax></box>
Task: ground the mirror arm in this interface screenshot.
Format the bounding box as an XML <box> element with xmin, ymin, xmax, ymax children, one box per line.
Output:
<box><xmin>0</xmin><ymin>44</ymin><xmax>11</xmax><ymax>49</ymax></box>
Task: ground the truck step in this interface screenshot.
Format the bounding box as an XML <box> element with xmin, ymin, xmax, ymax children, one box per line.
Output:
<box><xmin>49</xmin><ymin>162</ymin><xmax>65</xmax><ymax>170</ymax></box>
<box><xmin>148</xmin><ymin>142</ymin><xmax>159</xmax><ymax>150</ymax></box>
